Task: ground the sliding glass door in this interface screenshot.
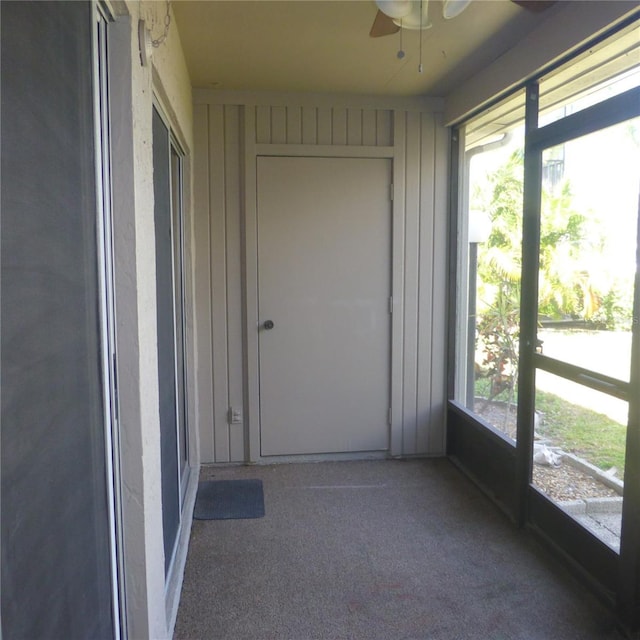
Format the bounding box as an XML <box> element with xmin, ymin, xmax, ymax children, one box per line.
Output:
<box><xmin>153</xmin><ymin>106</ymin><xmax>190</xmax><ymax>575</ymax></box>
<box><xmin>1</xmin><ymin>2</ymin><xmax>120</xmax><ymax>636</ymax></box>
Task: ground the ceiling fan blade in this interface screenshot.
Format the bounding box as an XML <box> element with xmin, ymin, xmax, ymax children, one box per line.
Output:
<box><xmin>511</xmin><ymin>0</ymin><xmax>556</xmax><ymax>12</ymax></box>
<box><xmin>370</xmin><ymin>9</ymin><xmax>400</xmax><ymax>38</ymax></box>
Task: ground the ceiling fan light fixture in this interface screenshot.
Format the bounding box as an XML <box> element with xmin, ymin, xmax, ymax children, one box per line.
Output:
<box><xmin>369</xmin><ymin>0</ymin><xmax>441</xmax><ymax>38</ymax></box>
<box><xmin>391</xmin><ymin>0</ymin><xmax>431</xmax><ymax>30</ymax></box>
<box><xmin>442</xmin><ymin>0</ymin><xmax>472</xmax><ymax>19</ymax></box>
<box><xmin>375</xmin><ymin>0</ymin><xmax>412</xmax><ymax>20</ymax></box>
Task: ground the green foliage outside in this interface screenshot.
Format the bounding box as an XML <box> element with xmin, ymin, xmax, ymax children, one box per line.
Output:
<box><xmin>472</xmin><ymin>148</ymin><xmax>633</xmax><ymax>404</ymax></box>
<box><xmin>472</xmin><ymin>150</ymin><xmax>523</xmax><ymax>404</ymax></box>
<box><xmin>473</xmin><ymin>148</ymin><xmax>613</xmax><ymax>328</ymax></box>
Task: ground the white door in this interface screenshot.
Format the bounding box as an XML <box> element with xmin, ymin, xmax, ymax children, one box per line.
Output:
<box><xmin>257</xmin><ymin>156</ymin><xmax>391</xmax><ymax>456</ymax></box>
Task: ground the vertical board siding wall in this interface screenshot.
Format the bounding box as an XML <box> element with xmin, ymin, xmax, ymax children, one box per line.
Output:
<box><xmin>193</xmin><ymin>96</ymin><xmax>447</xmax><ymax>463</ymax></box>
<box><xmin>254</xmin><ymin>106</ymin><xmax>393</xmax><ymax>146</ymax></box>
<box><xmin>398</xmin><ymin>111</ymin><xmax>449</xmax><ymax>456</ymax></box>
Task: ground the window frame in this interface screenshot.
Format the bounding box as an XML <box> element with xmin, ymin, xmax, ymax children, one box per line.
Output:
<box><xmin>448</xmin><ymin>18</ymin><xmax>640</xmax><ymax>623</ymax></box>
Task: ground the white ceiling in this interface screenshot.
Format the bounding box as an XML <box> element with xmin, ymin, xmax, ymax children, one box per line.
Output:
<box><xmin>172</xmin><ymin>0</ymin><xmax>560</xmax><ymax>97</ymax></box>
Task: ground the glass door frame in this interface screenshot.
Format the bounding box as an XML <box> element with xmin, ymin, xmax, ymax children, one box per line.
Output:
<box><xmin>93</xmin><ymin>2</ymin><xmax>126</xmax><ymax>636</ymax></box>
<box><xmin>152</xmin><ymin>100</ymin><xmax>192</xmax><ymax>577</ymax></box>
<box><xmin>517</xmin><ymin>81</ymin><xmax>640</xmax><ymax>606</ymax></box>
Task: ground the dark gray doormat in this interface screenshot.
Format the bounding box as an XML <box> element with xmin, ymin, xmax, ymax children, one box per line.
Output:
<box><xmin>194</xmin><ymin>479</ymin><xmax>265</xmax><ymax>520</ymax></box>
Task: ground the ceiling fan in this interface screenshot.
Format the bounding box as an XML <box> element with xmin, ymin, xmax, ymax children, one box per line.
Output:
<box><xmin>370</xmin><ymin>0</ymin><xmax>557</xmax><ymax>38</ymax></box>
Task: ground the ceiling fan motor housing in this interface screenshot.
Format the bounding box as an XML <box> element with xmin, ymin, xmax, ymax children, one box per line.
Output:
<box><xmin>375</xmin><ymin>0</ymin><xmax>432</xmax><ymax>30</ymax></box>
<box><xmin>375</xmin><ymin>0</ymin><xmax>413</xmax><ymax>20</ymax></box>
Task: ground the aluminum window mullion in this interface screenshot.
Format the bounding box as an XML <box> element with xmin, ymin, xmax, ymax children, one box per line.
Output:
<box><xmin>447</xmin><ymin>128</ymin><xmax>461</xmax><ymax>402</ymax></box>
<box><xmin>534</xmin><ymin>354</ymin><xmax>631</xmax><ymax>401</ymax></box>
<box><xmin>618</xmin><ymin>189</ymin><xmax>640</xmax><ymax>627</ymax></box>
<box><xmin>529</xmin><ymin>85</ymin><xmax>640</xmax><ymax>151</ymax></box>
<box><xmin>515</xmin><ymin>81</ymin><xmax>543</xmax><ymax>526</ymax></box>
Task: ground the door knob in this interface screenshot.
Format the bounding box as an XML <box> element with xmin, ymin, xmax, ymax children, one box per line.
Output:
<box><xmin>263</xmin><ymin>320</ymin><xmax>275</xmax><ymax>330</ymax></box>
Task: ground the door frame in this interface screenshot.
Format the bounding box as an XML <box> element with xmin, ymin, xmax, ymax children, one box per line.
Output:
<box><xmin>93</xmin><ymin>3</ymin><xmax>126</xmax><ymax>636</ymax></box>
<box><xmin>242</xmin><ymin>114</ymin><xmax>405</xmax><ymax>461</ymax></box>
<box><xmin>255</xmin><ymin>155</ymin><xmax>394</xmax><ymax>457</ymax></box>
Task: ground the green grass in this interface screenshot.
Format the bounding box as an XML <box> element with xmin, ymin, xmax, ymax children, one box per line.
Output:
<box><xmin>474</xmin><ymin>377</ymin><xmax>627</xmax><ymax>475</ymax></box>
<box><xmin>535</xmin><ymin>389</ymin><xmax>627</xmax><ymax>475</ymax></box>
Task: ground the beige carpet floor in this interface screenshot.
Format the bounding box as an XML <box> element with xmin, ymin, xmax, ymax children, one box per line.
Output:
<box><xmin>174</xmin><ymin>458</ymin><xmax>623</xmax><ymax>640</ymax></box>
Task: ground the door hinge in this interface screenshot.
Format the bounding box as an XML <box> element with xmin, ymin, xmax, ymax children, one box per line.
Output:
<box><xmin>388</xmin><ymin>407</ymin><xmax>392</xmax><ymax>426</ymax></box>
<box><xmin>389</xmin><ymin>296</ymin><xmax>393</xmax><ymax>314</ymax></box>
<box><xmin>390</xmin><ymin>183</ymin><xmax>394</xmax><ymax>201</ymax></box>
